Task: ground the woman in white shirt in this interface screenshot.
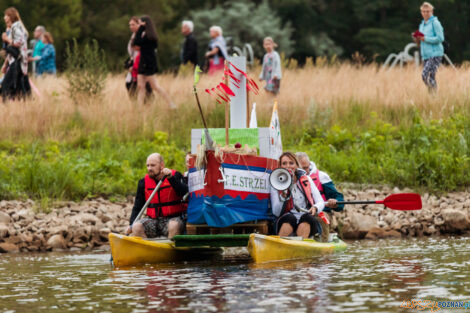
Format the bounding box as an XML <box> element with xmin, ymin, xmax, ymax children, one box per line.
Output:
<box><xmin>270</xmin><ymin>152</ymin><xmax>325</xmax><ymax>239</ymax></box>
<box><xmin>1</xmin><ymin>7</ymin><xmax>30</xmax><ymax>100</ymax></box>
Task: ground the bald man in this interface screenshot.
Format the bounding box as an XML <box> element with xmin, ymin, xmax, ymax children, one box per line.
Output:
<box><xmin>126</xmin><ymin>153</ymin><xmax>188</xmax><ymax>238</ymax></box>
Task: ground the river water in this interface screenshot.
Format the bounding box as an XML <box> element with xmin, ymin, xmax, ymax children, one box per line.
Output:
<box><xmin>0</xmin><ymin>236</ymin><xmax>469</xmax><ymax>313</ymax></box>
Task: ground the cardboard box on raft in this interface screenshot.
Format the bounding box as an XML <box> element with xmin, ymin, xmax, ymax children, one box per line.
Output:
<box><xmin>190</xmin><ymin>127</ymin><xmax>280</xmax><ymax>159</ymax></box>
<box><xmin>187</xmin><ymin>127</ymin><xmax>281</xmax><ymax>228</ymax></box>
<box><xmin>187</xmin><ymin>150</ymin><xmax>278</xmax><ymax>228</ymax></box>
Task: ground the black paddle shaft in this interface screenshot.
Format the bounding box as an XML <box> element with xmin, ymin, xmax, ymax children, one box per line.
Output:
<box><xmin>337</xmin><ymin>200</ymin><xmax>378</xmax><ymax>205</ymax></box>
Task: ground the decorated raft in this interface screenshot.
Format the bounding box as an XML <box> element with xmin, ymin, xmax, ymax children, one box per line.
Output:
<box><xmin>108</xmin><ymin>57</ymin><xmax>347</xmax><ymax>267</ymax></box>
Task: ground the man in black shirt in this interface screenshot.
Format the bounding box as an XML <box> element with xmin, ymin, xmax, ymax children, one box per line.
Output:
<box><xmin>126</xmin><ymin>153</ymin><xmax>188</xmax><ymax>238</ymax></box>
<box><xmin>181</xmin><ymin>20</ymin><xmax>198</xmax><ymax>66</ymax></box>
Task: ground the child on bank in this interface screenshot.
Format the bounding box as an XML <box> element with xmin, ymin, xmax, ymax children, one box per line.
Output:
<box><xmin>259</xmin><ymin>37</ymin><xmax>282</xmax><ymax>95</ymax></box>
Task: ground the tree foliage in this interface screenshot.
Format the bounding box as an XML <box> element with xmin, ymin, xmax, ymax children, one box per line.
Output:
<box><xmin>0</xmin><ymin>0</ymin><xmax>469</xmax><ymax>70</ymax></box>
<box><xmin>191</xmin><ymin>1</ymin><xmax>294</xmax><ymax>60</ymax></box>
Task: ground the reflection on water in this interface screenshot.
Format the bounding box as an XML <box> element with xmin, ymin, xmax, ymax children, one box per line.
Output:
<box><xmin>0</xmin><ymin>237</ymin><xmax>469</xmax><ymax>312</ymax></box>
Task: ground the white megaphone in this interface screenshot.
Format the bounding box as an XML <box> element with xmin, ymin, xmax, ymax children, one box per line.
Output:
<box><xmin>269</xmin><ymin>168</ymin><xmax>293</xmax><ymax>191</ymax></box>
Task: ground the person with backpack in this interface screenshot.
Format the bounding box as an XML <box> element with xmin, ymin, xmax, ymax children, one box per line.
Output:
<box><xmin>416</xmin><ymin>2</ymin><xmax>445</xmax><ymax>92</ymax></box>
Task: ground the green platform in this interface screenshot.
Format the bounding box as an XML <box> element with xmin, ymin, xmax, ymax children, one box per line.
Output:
<box><xmin>173</xmin><ymin>234</ymin><xmax>250</xmax><ymax>247</ymax></box>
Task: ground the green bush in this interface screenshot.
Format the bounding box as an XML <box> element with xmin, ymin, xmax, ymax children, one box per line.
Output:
<box><xmin>0</xmin><ymin>132</ymin><xmax>186</xmax><ymax>201</ymax></box>
<box><xmin>296</xmin><ymin>112</ymin><xmax>469</xmax><ymax>192</ymax></box>
<box><xmin>65</xmin><ymin>39</ymin><xmax>108</xmax><ymax>101</ymax></box>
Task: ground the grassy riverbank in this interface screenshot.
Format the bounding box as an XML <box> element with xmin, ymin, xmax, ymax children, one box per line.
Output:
<box><xmin>0</xmin><ymin>64</ymin><xmax>468</xmax><ymax>202</ymax></box>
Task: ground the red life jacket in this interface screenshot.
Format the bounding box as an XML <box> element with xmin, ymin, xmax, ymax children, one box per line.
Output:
<box><xmin>282</xmin><ymin>174</ymin><xmax>330</xmax><ymax>225</ymax></box>
<box><xmin>282</xmin><ymin>175</ymin><xmax>316</xmax><ymax>214</ymax></box>
<box><xmin>144</xmin><ymin>171</ymin><xmax>186</xmax><ymax>218</ymax></box>
<box><xmin>309</xmin><ymin>170</ymin><xmax>327</xmax><ymax>201</ymax></box>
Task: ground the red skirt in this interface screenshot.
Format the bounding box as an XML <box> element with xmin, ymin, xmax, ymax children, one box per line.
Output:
<box><xmin>208</xmin><ymin>58</ymin><xmax>225</xmax><ymax>75</ymax></box>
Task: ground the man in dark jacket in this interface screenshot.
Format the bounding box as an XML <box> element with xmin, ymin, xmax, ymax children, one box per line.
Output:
<box><xmin>126</xmin><ymin>153</ymin><xmax>188</xmax><ymax>239</ymax></box>
<box><xmin>181</xmin><ymin>20</ymin><xmax>198</xmax><ymax>66</ymax></box>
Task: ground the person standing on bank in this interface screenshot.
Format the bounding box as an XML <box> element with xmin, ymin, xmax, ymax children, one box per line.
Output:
<box><xmin>181</xmin><ymin>20</ymin><xmax>198</xmax><ymax>66</ymax></box>
<box><xmin>416</xmin><ymin>2</ymin><xmax>444</xmax><ymax>92</ymax></box>
<box><xmin>205</xmin><ymin>26</ymin><xmax>228</xmax><ymax>75</ymax></box>
<box><xmin>1</xmin><ymin>7</ymin><xmax>31</xmax><ymax>100</ymax></box>
<box><xmin>133</xmin><ymin>15</ymin><xmax>175</xmax><ymax>107</ymax></box>
<box><xmin>270</xmin><ymin>152</ymin><xmax>325</xmax><ymax>239</ymax></box>
<box><xmin>30</xmin><ymin>32</ymin><xmax>56</xmax><ymax>76</ymax></box>
<box><xmin>126</xmin><ymin>153</ymin><xmax>188</xmax><ymax>239</ymax></box>
<box><xmin>125</xmin><ymin>16</ymin><xmax>152</xmax><ymax>99</ymax></box>
<box><xmin>30</xmin><ymin>25</ymin><xmax>45</xmax><ymax>75</ymax></box>
<box><xmin>259</xmin><ymin>37</ymin><xmax>282</xmax><ymax>96</ymax></box>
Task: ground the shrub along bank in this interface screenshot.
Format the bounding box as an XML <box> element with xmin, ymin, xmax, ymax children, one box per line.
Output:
<box><xmin>0</xmin><ymin>113</ymin><xmax>468</xmax><ymax>203</ymax></box>
<box><xmin>0</xmin><ymin>132</ymin><xmax>185</xmax><ymax>203</ymax></box>
<box><xmin>297</xmin><ymin>112</ymin><xmax>469</xmax><ymax>193</ymax></box>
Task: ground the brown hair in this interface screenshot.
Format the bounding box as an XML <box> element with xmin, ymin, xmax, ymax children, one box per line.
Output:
<box><xmin>129</xmin><ymin>16</ymin><xmax>139</xmax><ymax>23</ymax></box>
<box><xmin>43</xmin><ymin>32</ymin><xmax>53</xmax><ymax>44</ymax></box>
<box><xmin>278</xmin><ymin>152</ymin><xmax>299</xmax><ymax>168</ymax></box>
<box><xmin>4</xmin><ymin>7</ymin><xmax>20</xmax><ymax>23</ymax></box>
<box><xmin>4</xmin><ymin>7</ymin><xmax>28</xmax><ymax>37</ymax></box>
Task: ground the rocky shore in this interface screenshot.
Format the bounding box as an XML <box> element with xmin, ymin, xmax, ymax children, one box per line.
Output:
<box><xmin>0</xmin><ymin>188</ymin><xmax>469</xmax><ymax>253</ymax></box>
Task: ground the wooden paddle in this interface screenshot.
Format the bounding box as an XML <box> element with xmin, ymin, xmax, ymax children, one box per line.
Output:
<box><xmin>337</xmin><ymin>193</ymin><xmax>422</xmax><ymax>211</ymax></box>
<box><xmin>193</xmin><ymin>65</ymin><xmax>214</xmax><ymax>149</ymax></box>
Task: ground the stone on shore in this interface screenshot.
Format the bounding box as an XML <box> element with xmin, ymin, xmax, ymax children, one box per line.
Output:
<box><xmin>0</xmin><ymin>242</ymin><xmax>19</xmax><ymax>253</ymax></box>
<box><xmin>47</xmin><ymin>234</ymin><xmax>67</xmax><ymax>250</ymax></box>
<box><xmin>0</xmin><ymin>225</ymin><xmax>9</xmax><ymax>238</ymax></box>
<box><xmin>0</xmin><ymin>189</ymin><xmax>469</xmax><ymax>253</ymax></box>
<box><xmin>0</xmin><ymin>211</ymin><xmax>10</xmax><ymax>224</ymax></box>
<box><xmin>440</xmin><ymin>209</ymin><xmax>470</xmax><ymax>232</ymax></box>
<box><xmin>365</xmin><ymin>227</ymin><xmax>402</xmax><ymax>239</ymax></box>
<box><xmin>342</xmin><ymin>212</ymin><xmax>379</xmax><ymax>239</ymax></box>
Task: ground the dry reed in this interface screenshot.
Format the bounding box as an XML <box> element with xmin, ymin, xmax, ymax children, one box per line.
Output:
<box><xmin>0</xmin><ymin>64</ymin><xmax>467</xmax><ymax>142</ymax></box>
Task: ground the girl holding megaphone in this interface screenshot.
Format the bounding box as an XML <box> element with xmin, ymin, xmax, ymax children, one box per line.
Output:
<box><xmin>270</xmin><ymin>152</ymin><xmax>326</xmax><ymax>239</ymax></box>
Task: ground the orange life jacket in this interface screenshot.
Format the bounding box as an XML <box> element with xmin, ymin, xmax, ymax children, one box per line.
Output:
<box><xmin>144</xmin><ymin>171</ymin><xmax>186</xmax><ymax>218</ymax></box>
<box><xmin>309</xmin><ymin>170</ymin><xmax>327</xmax><ymax>201</ymax></box>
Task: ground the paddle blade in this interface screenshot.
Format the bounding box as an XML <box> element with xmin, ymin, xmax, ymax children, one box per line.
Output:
<box><xmin>382</xmin><ymin>193</ymin><xmax>422</xmax><ymax>210</ymax></box>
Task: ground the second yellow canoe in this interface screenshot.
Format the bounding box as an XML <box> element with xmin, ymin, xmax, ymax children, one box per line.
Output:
<box><xmin>247</xmin><ymin>233</ymin><xmax>347</xmax><ymax>263</ymax></box>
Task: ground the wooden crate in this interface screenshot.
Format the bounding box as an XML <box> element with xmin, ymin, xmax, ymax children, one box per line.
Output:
<box><xmin>186</xmin><ymin>220</ymin><xmax>269</xmax><ymax>235</ymax></box>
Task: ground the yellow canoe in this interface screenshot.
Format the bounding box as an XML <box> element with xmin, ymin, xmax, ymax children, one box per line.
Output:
<box><xmin>108</xmin><ymin>233</ymin><xmax>223</xmax><ymax>267</ymax></box>
<box><xmin>247</xmin><ymin>233</ymin><xmax>347</xmax><ymax>263</ymax></box>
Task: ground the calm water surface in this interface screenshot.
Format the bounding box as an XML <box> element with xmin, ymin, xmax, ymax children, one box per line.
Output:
<box><xmin>0</xmin><ymin>237</ymin><xmax>469</xmax><ymax>313</ymax></box>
